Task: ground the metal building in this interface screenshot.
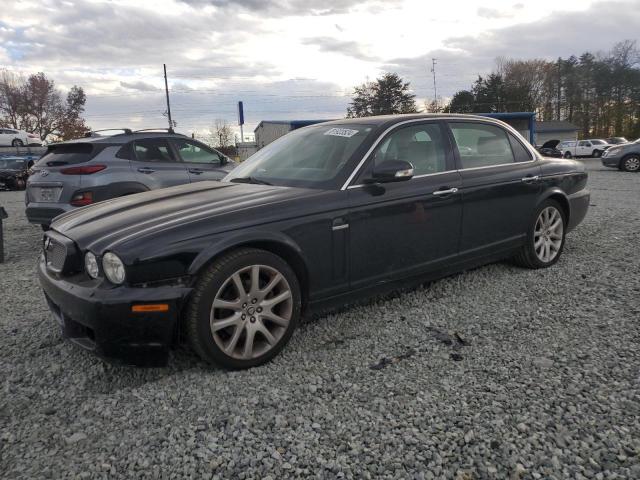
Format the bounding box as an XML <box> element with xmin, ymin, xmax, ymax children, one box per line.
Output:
<box><xmin>254</xmin><ymin>120</ymin><xmax>334</xmax><ymax>149</ymax></box>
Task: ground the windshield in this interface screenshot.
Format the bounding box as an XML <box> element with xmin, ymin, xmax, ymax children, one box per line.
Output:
<box><xmin>224</xmin><ymin>124</ymin><xmax>374</xmax><ymax>189</ymax></box>
<box><xmin>0</xmin><ymin>158</ymin><xmax>27</xmax><ymax>170</ymax></box>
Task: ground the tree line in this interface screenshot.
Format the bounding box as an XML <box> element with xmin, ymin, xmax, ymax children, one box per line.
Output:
<box><xmin>347</xmin><ymin>40</ymin><xmax>640</xmax><ymax>139</ymax></box>
<box><xmin>0</xmin><ymin>70</ymin><xmax>88</xmax><ymax>141</ymax></box>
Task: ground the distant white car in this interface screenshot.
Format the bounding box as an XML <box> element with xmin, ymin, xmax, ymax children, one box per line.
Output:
<box><xmin>0</xmin><ymin>128</ymin><xmax>42</xmax><ymax>147</ymax></box>
<box><xmin>557</xmin><ymin>139</ymin><xmax>611</xmax><ymax>158</ymax></box>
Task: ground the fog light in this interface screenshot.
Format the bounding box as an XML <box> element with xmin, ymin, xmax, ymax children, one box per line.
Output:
<box><xmin>84</xmin><ymin>252</ymin><xmax>99</xmax><ymax>279</ymax></box>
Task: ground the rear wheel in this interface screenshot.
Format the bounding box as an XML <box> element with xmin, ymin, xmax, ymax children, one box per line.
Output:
<box><xmin>12</xmin><ymin>139</ymin><xmax>24</xmax><ymax>147</ymax></box>
<box><xmin>514</xmin><ymin>199</ymin><xmax>566</xmax><ymax>269</ymax></box>
<box><xmin>563</xmin><ymin>151</ymin><xmax>572</xmax><ymax>159</ymax></box>
<box><xmin>621</xmin><ymin>155</ymin><xmax>640</xmax><ymax>172</ymax></box>
<box><xmin>186</xmin><ymin>248</ymin><xmax>301</xmax><ymax>369</ymax></box>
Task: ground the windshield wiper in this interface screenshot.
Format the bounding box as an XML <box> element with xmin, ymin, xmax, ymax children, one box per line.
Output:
<box><xmin>229</xmin><ymin>176</ymin><xmax>273</xmax><ymax>186</ymax></box>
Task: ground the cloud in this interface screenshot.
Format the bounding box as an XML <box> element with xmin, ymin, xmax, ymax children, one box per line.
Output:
<box><xmin>120</xmin><ymin>81</ymin><xmax>159</xmax><ymax>92</ymax></box>
<box><xmin>477</xmin><ymin>7</ymin><xmax>513</xmax><ymax>19</ymax></box>
<box><xmin>179</xmin><ymin>0</ymin><xmax>402</xmax><ymax>16</ymax></box>
<box><xmin>302</xmin><ymin>36</ymin><xmax>378</xmax><ymax>61</ymax></box>
<box><xmin>385</xmin><ymin>0</ymin><xmax>640</xmax><ymax>103</ymax></box>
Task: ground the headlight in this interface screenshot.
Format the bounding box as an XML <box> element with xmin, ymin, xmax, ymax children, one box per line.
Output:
<box><xmin>606</xmin><ymin>147</ymin><xmax>621</xmax><ymax>156</ymax></box>
<box><xmin>84</xmin><ymin>252</ymin><xmax>100</xmax><ymax>279</ymax></box>
<box><xmin>102</xmin><ymin>252</ymin><xmax>126</xmax><ymax>284</ymax></box>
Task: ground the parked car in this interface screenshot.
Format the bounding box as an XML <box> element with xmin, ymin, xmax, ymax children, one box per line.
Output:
<box><xmin>558</xmin><ymin>139</ymin><xmax>611</xmax><ymax>158</ymax></box>
<box><xmin>536</xmin><ymin>139</ymin><xmax>563</xmax><ymax>158</ymax></box>
<box><xmin>601</xmin><ymin>138</ymin><xmax>640</xmax><ymax>171</ymax></box>
<box><xmin>0</xmin><ymin>157</ymin><xmax>30</xmax><ymax>190</ymax></box>
<box><xmin>38</xmin><ymin>114</ymin><xmax>590</xmax><ymax>368</ymax></box>
<box><xmin>26</xmin><ymin>129</ymin><xmax>235</xmax><ymax>228</ymax></box>
<box><xmin>605</xmin><ymin>137</ymin><xmax>628</xmax><ymax>145</ymax></box>
<box><xmin>0</xmin><ymin>128</ymin><xmax>41</xmax><ymax>147</ymax></box>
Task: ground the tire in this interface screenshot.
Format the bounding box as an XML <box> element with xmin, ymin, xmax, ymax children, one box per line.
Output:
<box><xmin>621</xmin><ymin>155</ymin><xmax>640</xmax><ymax>172</ymax></box>
<box><xmin>185</xmin><ymin>248</ymin><xmax>302</xmax><ymax>369</ymax></box>
<box><xmin>513</xmin><ymin>199</ymin><xmax>566</xmax><ymax>269</ymax></box>
<box><xmin>12</xmin><ymin>139</ymin><xmax>24</xmax><ymax>147</ymax></box>
<box><xmin>40</xmin><ymin>225</ymin><xmax>50</xmax><ymax>231</ymax></box>
<box><xmin>592</xmin><ymin>150</ymin><xmax>602</xmax><ymax>158</ymax></box>
<box><xmin>563</xmin><ymin>151</ymin><xmax>572</xmax><ymax>159</ymax></box>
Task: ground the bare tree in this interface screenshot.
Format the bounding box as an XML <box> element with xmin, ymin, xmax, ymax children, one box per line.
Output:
<box><xmin>210</xmin><ymin>119</ymin><xmax>234</xmax><ymax>148</ymax></box>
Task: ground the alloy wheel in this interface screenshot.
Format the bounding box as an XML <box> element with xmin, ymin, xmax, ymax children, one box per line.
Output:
<box><xmin>534</xmin><ymin>206</ymin><xmax>564</xmax><ymax>263</ymax></box>
<box><xmin>623</xmin><ymin>156</ymin><xmax>640</xmax><ymax>172</ymax></box>
<box><xmin>210</xmin><ymin>264</ymin><xmax>293</xmax><ymax>360</ymax></box>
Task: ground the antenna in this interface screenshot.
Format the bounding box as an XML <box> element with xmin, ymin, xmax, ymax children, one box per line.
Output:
<box><xmin>431</xmin><ymin>58</ymin><xmax>438</xmax><ymax>111</ymax></box>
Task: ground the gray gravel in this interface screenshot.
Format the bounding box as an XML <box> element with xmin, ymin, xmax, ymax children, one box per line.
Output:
<box><xmin>1</xmin><ymin>159</ymin><xmax>639</xmax><ymax>479</ymax></box>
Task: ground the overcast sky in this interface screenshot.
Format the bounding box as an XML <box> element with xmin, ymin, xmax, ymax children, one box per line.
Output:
<box><xmin>1</xmin><ymin>0</ymin><xmax>639</xmax><ymax>138</ymax></box>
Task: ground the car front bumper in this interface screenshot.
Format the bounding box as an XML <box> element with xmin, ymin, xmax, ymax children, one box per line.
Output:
<box><xmin>38</xmin><ymin>256</ymin><xmax>193</xmax><ymax>366</ymax></box>
<box><xmin>601</xmin><ymin>155</ymin><xmax>621</xmax><ymax>168</ymax></box>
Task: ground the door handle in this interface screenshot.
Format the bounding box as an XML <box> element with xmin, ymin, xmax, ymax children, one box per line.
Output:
<box><xmin>188</xmin><ymin>168</ymin><xmax>204</xmax><ymax>174</ymax></box>
<box><xmin>432</xmin><ymin>187</ymin><xmax>458</xmax><ymax>196</ymax></box>
<box><xmin>332</xmin><ymin>218</ymin><xmax>349</xmax><ymax>231</ymax></box>
<box><xmin>521</xmin><ymin>175</ymin><xmax>540</xmax><ymax>183</ymax></box>
<box><xmin>137</xmin><ymin>167</ymin><xmax>155</xmax><ymax>174</ymax></box>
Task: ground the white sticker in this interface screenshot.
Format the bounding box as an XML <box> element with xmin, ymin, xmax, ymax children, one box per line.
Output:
<box><xmin>324</xmin><ymin>128</ymin><xmax>359</xmax><ymax>138</ymax></box>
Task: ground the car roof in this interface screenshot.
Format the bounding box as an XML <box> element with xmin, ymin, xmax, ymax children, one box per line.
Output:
<box><xmin>318</xmin><ymin>113</ymin><xmax>499</xmax><ymax>129</ymax></box>
<box><xmin>57</xmin><ymin>131</ymin><xmax>190</xmax><ymax>146</ymax></box>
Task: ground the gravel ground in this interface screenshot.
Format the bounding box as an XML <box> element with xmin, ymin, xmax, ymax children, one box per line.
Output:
<box><xmin>1</xmin><ymin>159</ymin><xmax>639</xmax><ymax>479</ymax></box>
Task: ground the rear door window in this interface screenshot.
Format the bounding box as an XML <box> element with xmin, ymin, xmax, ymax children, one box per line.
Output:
<box><xmin>508</xmin><ymin>133</ymin><xmax>533</xmax><ymax>162</ymax></box>
<box><xmin>449</xmin><ymin>122</ymin><xmax>515</xmax><ymax>169</ymax></box>
<box><xmin>133</xmin><ymin>138</ymin><xmax>177</xmax><ymax>163</ymax></box>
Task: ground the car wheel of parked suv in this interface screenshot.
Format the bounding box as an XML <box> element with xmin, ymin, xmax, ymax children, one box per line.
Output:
<box><xmin>12</xmin><ymin>139</ymin><xmax>23</xmax><ymax>147</ymax></box>
<box><xmin>514</xmin><ymin>199</ymin><xmax>566</xmax><ymax>269</ymax></box>
<box><xmin>592</xmin><ymin>150</ymin><xmax>602</xmax><ymax>158</ymax></box>
<box><xmin>563</xmin><ymin>152</ymin><xmax>572</xmax><ymax>159</ymax></box>
<box><xmin>186</xmin><ymin>248</ymin><xmax>302</xmax><ymax>369</ymax></box>
<box><xmin>621</xmin><ymin>155</ymin><xmax>640</xmax><ymax>172</ymax></box>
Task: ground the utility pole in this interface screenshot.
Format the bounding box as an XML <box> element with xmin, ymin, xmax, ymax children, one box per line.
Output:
<box><xmin>556</xmin><ymin>57</ymin><xmax>562</xmax><ymax>121</ymax></box>
<box><xmin>163</xmin><ymin>64</ymin><xmax>174</xmax><ymax>132</ymax></box>
<box><xmin>431</xmin><ymin>58</ymin><xmax>438</xmax><ymax>111</ymax></box>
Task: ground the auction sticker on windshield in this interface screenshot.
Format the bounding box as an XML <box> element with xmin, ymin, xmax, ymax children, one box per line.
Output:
<box><xmin>324</xmin><ymin>128</ymin><xmax>359</xmax><ymax>138</ymax></box>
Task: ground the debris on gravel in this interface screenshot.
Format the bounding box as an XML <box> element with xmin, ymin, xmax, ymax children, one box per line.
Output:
<box><xmin>1</xmin><ymin>159</ymin><xmax>639</xmax><ymax>479</ymax></box>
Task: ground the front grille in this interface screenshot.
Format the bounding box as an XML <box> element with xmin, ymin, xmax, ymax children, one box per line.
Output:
<box><xmin>45</xmin><ymin>237</ymin><xmax>67</xmax><ymax>271</ymax></box>
<box><xmin>43</xmin><ymin>232</ymin><xmax>81</xmax><ymax>275</ymax></box>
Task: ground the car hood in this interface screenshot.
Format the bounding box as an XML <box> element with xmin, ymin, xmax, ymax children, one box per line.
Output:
<box><xmin>540</xmin><ymin>139</ymin><xmax>560</xmax><ymax>149</ymax></box>
<box><xmin>51</xmin><ymin>180</ymin><xmax>326</xmax><ymax>253</ymax></box>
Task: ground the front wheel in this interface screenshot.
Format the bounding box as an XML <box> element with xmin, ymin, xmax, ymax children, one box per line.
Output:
<box><xmin>621</xmin><ymin>155</ymin><xmax>640</xmax><ymax>172</ymax></box>
<box><xmin>12</xmin><ymin>139</ymin><xmax>24</xmax><ymax>147</ymax></box>
<box><xmin>592</xmin><ymin>150</ymin><xmax>602</xmax><ymax>158</ymax></box>
<box><xmin>185</xmin><ymin>248</ymin><xmax>301</xmax><ymax>369</ymax></box>
<box><xmin>513</xmin><ymin>200</ymin><xmax>566</xmax><ymax>269</ymax></box>
<box><xmin>563</xmin><ymin>151</ymin><xmax>572</xmax><ymax>159</ymax></box>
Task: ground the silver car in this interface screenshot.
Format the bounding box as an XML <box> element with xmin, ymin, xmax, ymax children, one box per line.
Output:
<box><xmin>26</xmin><ymin>130</ymin><xmax>236</xmax><ymax>228</ymax></box>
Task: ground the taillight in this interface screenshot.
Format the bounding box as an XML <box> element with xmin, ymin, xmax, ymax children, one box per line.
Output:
<box><xmin>60</xmin><ymin>165</ymin><xmax>106</xmax><ymax>175</ymax></box>
<box><xmin>70</xmin><ymin>191</ymin><xmax>94</xmax><ymax>206</ymax></box>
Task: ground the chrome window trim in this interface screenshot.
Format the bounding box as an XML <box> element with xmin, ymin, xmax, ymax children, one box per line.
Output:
<box><xmin>342</xmin><ymin>116</ymin><xmax>540</xmax><ymax>190</ymax></box>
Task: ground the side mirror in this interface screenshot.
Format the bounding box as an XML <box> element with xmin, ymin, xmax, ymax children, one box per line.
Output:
<box><xmin>366</xmin><ymin>160</ymin><xmax>414</xmax><ymax>183</ymax></box>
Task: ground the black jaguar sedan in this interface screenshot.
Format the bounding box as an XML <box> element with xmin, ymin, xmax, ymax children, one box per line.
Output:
<box><xmin>39</xmin><ymin>114</ymin><xmax>590</xmax><ymax>368</ymax></box>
